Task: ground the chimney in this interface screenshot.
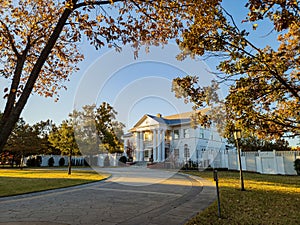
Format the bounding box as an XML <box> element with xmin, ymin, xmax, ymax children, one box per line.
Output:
<box><xmin>156</xmin><ymin>113</ymin><xmax>162</xmax><ymax>118</ymax></box>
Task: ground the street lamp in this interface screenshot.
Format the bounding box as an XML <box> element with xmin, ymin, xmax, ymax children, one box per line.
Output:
<box><xmin>233</xmin><ymin>129</ymin><xmax>245</xmax><ymax>191</ymax></box>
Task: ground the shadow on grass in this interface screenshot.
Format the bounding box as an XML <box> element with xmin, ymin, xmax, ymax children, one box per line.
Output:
<box><xmin>184</xmin><ymin>171</ymin><xmax>300</xmax><ymax>225</ymax></box>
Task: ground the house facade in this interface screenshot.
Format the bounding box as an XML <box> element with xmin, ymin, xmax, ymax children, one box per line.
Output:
<box><xmin>123</xmin><ymin>112</ymin><xmax>227</xmax><ymax>165</ymax></box>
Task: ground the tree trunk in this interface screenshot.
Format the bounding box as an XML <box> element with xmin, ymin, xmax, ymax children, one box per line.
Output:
<box><xmin>0</xmin><ymin>117</ymin><xmax>18</xmax><ymax>152</ymax></box>
<box><xmin>0</xmin><ymin>7</ymin><xmax>74</xmax><ymax>153</ymax></box>
<box><xmin>68</xmin><ymin>153</ymin><xmax>72</xmax><ymax>175</ymax></box>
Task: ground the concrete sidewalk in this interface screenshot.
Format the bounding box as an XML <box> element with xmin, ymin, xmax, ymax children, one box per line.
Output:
<box><xmin>0</xmin><ymin>168</ymin><xmax>216</xmax><ymax>225</ymax></box>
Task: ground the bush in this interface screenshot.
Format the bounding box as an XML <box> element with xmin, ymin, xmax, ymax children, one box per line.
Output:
<box><xmin>59</xmin><ymin>157</ymin><xmax>65</xmax><ymax>166</ymax></box>
<box><xmin>26</xmin><ymin>156</ymin><xmax>42</xmax><ymax>167</ymax></box>
<box><xmin>48</xmin><ymin>157</ymin><xmax>55</xmax><ymax>167</ymax></box>
<box><xmin>128</xmin><ymin>156</ymin><xmax>133</xmax><ymax>162</ymax></box>
<box><xmin>119</xmin><ymin>156</ymin><xmax>127</xmax><ymax>166</ymax></box>
<box><xmin>26</xmin><ymin>158</ymin><xmax>33</xmax><ymax>167</ymax></box>
<box><xmin>294</xmin><ymin>159</ymin><xmax>300</xmax><ymax>175</ymax></box>
<box><xmin>180</xmin><ymin>160</ymin><xmax>199</xmax><ymax>171</ymax></box>
<box><xmin>36</xmin><ymin>156</ymin><xmax>42</xmax><ymax>167</ymax></box>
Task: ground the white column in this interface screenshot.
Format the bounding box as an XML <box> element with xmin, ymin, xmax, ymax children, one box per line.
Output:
<box><xmin>123</xmin><ymin>140</ymin><xmax>127</xmax><ymax>156</ymax></box>
<box><xmin>171</xmin><ymin>130</ymin><xmax>175</xmax><ymax>151</ymax></box>
<box><xmin>157</xmin><ymin>129</ymin><xmax>162</xmax><ymax>162</ymax></box>
<box><xmin>161</xmin><ymin>129</ymin><xmax>165</xmax><ymax>162</ymax></box>
<box><xmin>140</xmin><ymin>131</ymin><xmax>144</xmax><ymax>161</ymax></box>
<box><xmin>135</xmin><ymin>132</ymin><xmax>139</xmax><ymax>161</ymax></box>
<box><xmin>152</xmin><ymin>129</ymin><xmax>157</xmax><ymax>162</ymax></box>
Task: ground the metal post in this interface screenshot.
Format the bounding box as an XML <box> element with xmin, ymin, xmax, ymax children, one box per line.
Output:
<box><xmin>236</xmin><ymin>139</ymin><xmax>245</xmax><ymax>191</ymax></box>
<box><xmin>213</xmin><ymin>169</ymin><xmax>221</xmax><ymax>218</ymax></box>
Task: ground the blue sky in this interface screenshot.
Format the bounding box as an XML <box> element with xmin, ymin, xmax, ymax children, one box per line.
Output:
<box><xmin>0</xmin><ymin>1</ymin><xmax>299</xmax><ymax>146</ymax></box>
<box><xmin>73</xmin><ymin>44</ymin><xmax>220</xmax><ymax>129</ymax></box>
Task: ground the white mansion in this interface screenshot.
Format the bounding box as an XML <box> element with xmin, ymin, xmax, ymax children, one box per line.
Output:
<box><xmin>123</xmin><ymin>111</ymin><xmax>228</xmax><ymax>164</ymax></box>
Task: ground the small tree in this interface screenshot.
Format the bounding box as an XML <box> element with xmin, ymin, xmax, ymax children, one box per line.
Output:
<box><xmin>294</xmin><ymin>159</ymin><xmax>300</xmax><ymax>175</ymax></box>
<box><xmin>48</xmin><ymin>120</ymin><xmax>80</xmax><ymax>174</ymax></box>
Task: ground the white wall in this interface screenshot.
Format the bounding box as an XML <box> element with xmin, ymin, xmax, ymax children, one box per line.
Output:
<box><xmin>203</xmin><ymin>150</ymin><xmax>300</xmax><ymax>175</ymax></box>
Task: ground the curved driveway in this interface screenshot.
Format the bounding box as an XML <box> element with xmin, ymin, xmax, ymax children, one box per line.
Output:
<box><xmin>0</xmin><ymin>167</ymin><xmax>216</xmax><ymax>225</ymax></box>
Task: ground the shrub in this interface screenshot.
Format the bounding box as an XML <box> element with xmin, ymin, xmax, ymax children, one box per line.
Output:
<box><xmin>26</xmin><ymin>157</ymin><xmax>41</xmax><ymax>167</ymax></box>
<box><xmin>26</xmin><ymin>158</ymin><xmax>33</xmax><ymax>167</ymax></box>
<box><xmin>294</xmin><ymin>159</ymin><xmax>300</xmax><ymax>175</ymax></box>
<box><xmin>59</xmin><ymin>157</ymin><xmax>65</xmax><ymax>166</ymax></box>
<box><xmin>48</xmin><ymin>157</ymin><xmax>55</xmax><ymax>167</ymax></box>
<box><xmin>36</xmin><ymin>156</ymin><xmax>42</xmax><ymax>167</ymax></box>
<box><xmin>119</xmin><ymin>156</ymin><xmax>127</xmax><ymax>166</ymax></box>
<box><xmin>128</xmin><ymin>156</ymin><xmax>133</xmax><ymax>162</ymax></box>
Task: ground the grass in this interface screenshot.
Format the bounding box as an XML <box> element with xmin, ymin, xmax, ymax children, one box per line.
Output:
<box><xmin>0</xmin><ymin>168</ymin><xmax>110</xmax><ymax>197</ymax></box>
<box><xmin>185</xmin><ymin>171</ymin><xmax>300</xmax><ymax>225</ymax></box>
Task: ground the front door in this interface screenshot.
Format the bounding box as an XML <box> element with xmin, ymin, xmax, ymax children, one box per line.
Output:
<box><xmin>165</xmin><ymin>148</ymin><xmax>170</xmax><ymax>160</ymax></box>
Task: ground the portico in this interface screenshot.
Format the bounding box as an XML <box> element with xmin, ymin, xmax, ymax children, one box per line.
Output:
<box><xmin>133</xmin><ymin>128</ymin><xmax>167</xmax><ymax>162</ymax></box>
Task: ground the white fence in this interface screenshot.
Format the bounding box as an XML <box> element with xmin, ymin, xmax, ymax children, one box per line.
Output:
<box><xmin>200</xmin><ymin>150</ymin><xmax>300</xmax><ymax>175</ymax></box>
<box><xmin>26</xmin><ymin>150</ymin><xmax>300</xmax><ymax>175</ymax></box>
<box><xmin>25</xmin><ymin>153</ymin><xmax>122</xmax><ymax>167</ymax></box>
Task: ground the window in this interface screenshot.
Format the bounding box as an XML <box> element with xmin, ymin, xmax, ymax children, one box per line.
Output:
<box><xmin>144</xmin><ymin>149</ymin><xmax>149</xmax><ymax>158</ymax></box>
<box><xmin>144</xmin><ymin>132</ymin><xmax>152</xmax><ymax>141</ymax></box>
<box><xmin>183</xmin><ymin>129</ymin><xmax>189</xmax><ymax>138</ymax></box>
<box><xmin>184</xmin><ymin>144</ymin><xmax>190</xmax><ymax>158</ymax></box>
<box><xmin>174</xmin><ymin>130</ymin><xmax>179</xmax><ymax>139</ymax></box>
<box><xmin>196</xmin><ymin>149</ymin><xmax>201</xmax><ymax>160</ymax></box>
<box><xmin>199</xmin><ymin>128</ymin><xmax>205</xmax><ymax>139</ymax></box>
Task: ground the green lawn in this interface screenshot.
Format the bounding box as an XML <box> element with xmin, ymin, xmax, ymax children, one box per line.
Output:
<box><xmin>0</xmin><ymin>168</ymin><xmax>109</xmax><ymax>197</ymax></box>
<box><xmin>186</xmin><ymin>171</ymin><xmax>300</xmax><ymax>225</ymax></box>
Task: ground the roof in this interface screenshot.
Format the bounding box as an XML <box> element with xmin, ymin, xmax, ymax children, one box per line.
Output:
<box><xmin>129</xmin><ymin>109</ymin><xmax>210</xmax><ymax>132</ymax></box>
<box><xmin>147</xmin><ymin>114</ymin><xmax>190</xmax><ymax>126</ymax></box>
<box><xmin>122</xmin><ymin>133</ymin><xmax>133</xmax><ymax>138</ymax></box>
<box><xmin>164</xmin><ymin>109</ymin><xmax>210</xmax><ymax>119</ymax></box>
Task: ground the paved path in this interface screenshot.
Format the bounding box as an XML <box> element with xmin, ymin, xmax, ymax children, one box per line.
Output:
<box><xmin>0</xmin><ymin>167</ymin><xmax>216</xmax><ymax>225</ymax></box>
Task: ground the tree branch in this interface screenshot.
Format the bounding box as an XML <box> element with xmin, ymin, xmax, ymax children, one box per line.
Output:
<box><xmin>0</xmin><ymin>20</ymin><xmax>20</xmax><ymax>58</ymax></box>
<box><xmin>74</xmin><ymin>0</ymin><xmax>123</xmax><ymax>9</ymax></box>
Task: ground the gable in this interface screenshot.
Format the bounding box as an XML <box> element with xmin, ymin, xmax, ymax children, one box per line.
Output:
<box><xmin>131</xmin><ymin>115</ymin><xmax>160</xmax><ymax>131</ymax></box>
<box><xmin>139</xmin><ymin>116</ymin><xmax>160</xmax><ymax>127</ymax></box>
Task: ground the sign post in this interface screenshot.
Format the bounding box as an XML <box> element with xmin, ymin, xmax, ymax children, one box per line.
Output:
<box><xmin>213</xmin><ymin>169</ymin><xmax>221</xmax><ymax>218</ymax></box>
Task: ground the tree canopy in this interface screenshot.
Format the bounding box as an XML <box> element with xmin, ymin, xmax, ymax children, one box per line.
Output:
<box><xmin>48</xmin><ymin>120</ymin><xmax>80</xmax><ymax>174</ymax></box>
<box><xmin>71</xmin><ymin>102</ymin><xmax>125</xmax><ymax>155</ymax></box>
<box><xmin>173</xmin><ymin>0</ymin><xmax>300</xmax><ymax>141</ymax></box>
<box><xmin>0</xmin><ymin>0</ymin><xmax>203</xmax><ymax>152</ymax></box>
<box><xmin>1</xmin><ymin>116</ymin><xmax>54</xmax><ymax>167</ymax></box>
